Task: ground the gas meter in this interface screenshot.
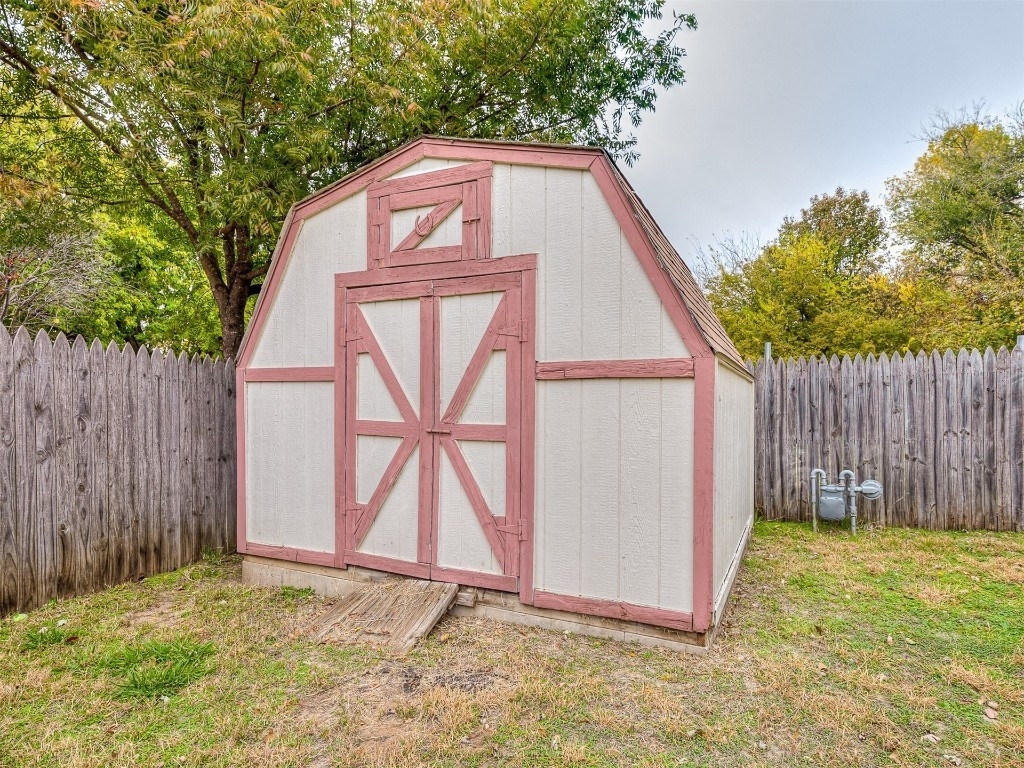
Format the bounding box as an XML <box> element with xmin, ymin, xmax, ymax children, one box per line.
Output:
<box><xmin>809</xmin><ymin>469</ymin><xmax>883</xmax><ymax>535</ymax></box>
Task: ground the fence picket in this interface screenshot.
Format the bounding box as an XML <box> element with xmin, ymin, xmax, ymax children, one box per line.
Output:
<box><xmin>754</xmin><ymin>346</ymin><xmax>1023</xmax><ymax>531</ymax></box>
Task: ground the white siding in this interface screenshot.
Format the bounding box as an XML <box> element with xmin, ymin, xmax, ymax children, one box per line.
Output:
<box><xmin>437</xmin><ymin>448</ymin><xmax>503</xmax><ymax>574</ymax></box>
<box><xmin>245</xmin><ymin>381</ymin><xmax>334</xmax><ymax>552</ymax></box>
<box><xmin>358</xmin><ymin>443</ymin><xmax>420</xmax><ymax>562</ymax></box>
<box><xmin>534</xmin><ymin>378</ymin><xmax>695</xmax><ymax>612</ymax></box>
<box><xmin>713</xmin><ymin>361</ymin><xmax>755</xmax><ymax>610</ymax></box>
<box><xmin>489</xmin><ymin>165</ymin><xmax>689</xmax><ymax>360</ymax></box>
<box><xmin>248</xmin><ymin>159</ymin><xmax>467</xmax><ymax>368</ymax></box>
<box><xmin>249</xmin><ymin>194</ymin><xmax>366</xmax><ymax>367</ymax></box>
<box><xmin>391</xmin><ymin>203</ymin><xmax>463</xmax><ymax>250</ymax></box>
<box><xmin>360</xmin><ymin>297</ymin><xmax>421</xmax><ymax>418</ymax></box>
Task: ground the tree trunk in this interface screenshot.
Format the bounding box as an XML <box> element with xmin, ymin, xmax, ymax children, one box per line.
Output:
<box><xmin>200</xmin><ymin>223</ymin><xmax>261</xmax><ymax>361</ymax></box>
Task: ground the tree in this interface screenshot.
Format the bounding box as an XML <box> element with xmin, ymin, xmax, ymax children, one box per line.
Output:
<box><xmin>886</xmin><ymin>105</ymin><xmax>1024</xmax><ymax>347</ymax></box>
<box><xmin>701</xmin><ymin>189</ymin><xmax>907</xmax><ymax>359</ymax></box>
<box><xmin>779</xmin><ymin>187</ymin><xmax>887</xmax><ymax>277</ymax></box>
<box><xmin>0</xmin><ymin>0</ymin><xmax>695</xmax><ymax>357</ymax></box>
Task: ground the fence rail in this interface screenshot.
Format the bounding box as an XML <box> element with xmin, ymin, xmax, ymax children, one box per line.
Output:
<box><xmin>0</xmin><ymin>326</ymin><xmax>236</xmax><ymax>616</ymax></box>
<box><xmin>751</xmin><ymin>346</ymin><xmax>1024</xmax><ymax>531</ymax></box>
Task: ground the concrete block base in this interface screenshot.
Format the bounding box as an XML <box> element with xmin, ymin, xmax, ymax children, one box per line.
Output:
<box><xmin>242</xmin><ymin>555</ymin><xmax>710</xmax><ymax>654</ymax></box>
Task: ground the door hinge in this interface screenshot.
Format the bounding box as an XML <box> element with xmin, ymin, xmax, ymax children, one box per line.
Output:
<box><xmin>497</xmin><ymin>320</ymin><xmax>528</xmax><ymax>343</ymax></box>
<box><xmin>496</xmin><ymin>523</ymin><xmax>525</xmax><ymax>541</ymax></box>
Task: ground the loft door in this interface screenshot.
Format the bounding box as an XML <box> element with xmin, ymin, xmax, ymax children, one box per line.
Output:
<box><xmin>341</xmin><ymin>272</ymin><xmax>524</xmax><ymax>592</ymax></box>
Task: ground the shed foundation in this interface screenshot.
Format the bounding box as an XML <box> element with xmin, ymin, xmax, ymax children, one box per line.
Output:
<box><xmin>242</xmin><ymin>555</ymin><xmax>710</xmax><ymax>654</ymax></box>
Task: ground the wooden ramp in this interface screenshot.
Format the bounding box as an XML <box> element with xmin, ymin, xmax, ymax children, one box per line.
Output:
<box><xmin>310</xmin><ymin>579</ymin><xmax>459</xmax><ymax>653</ymax></box>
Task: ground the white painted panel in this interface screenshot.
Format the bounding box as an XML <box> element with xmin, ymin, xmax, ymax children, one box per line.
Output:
<box><xmin>356</xmin><ymin>353</ymin><xmax>401</xmax><ymax>421</ymax></box>
<box><xmin>359</xmin><ymin>444</ymin><xmax>420</xmax><ymax>562</ymax></box>
<box><xmin>534</xmin><ymin>380</ymin><xmax>582</xmax><ymax>596</ymax></box>
<box><xmin>245</xmin><ymin>381</ymin><xmax>334</xmax><ymax>553</ymax></box>
<box><xmin>390</xmin><ymin>203</ymin><xmax>463</xmax><ymax>250</ymax></box>
<box><xmin>459</xmin><ymin>440</ymin><xmax>506</xmax><ymax>517</ymax></box>
<box><xmin>355</xmin><ymin>435</ymin><xmax>401</xmax><ymax>504</ymax></box>
<box><xmin>581</xmin><ymin>173</ymin><xmax>622</xmax><ymax>358</ymax></box>
<box><xmin>437</xmin><ymin>448</ymin><xmax>502</xmax><ymax>574</ymax></box>
<box><xmin>250</xmin><ymin>194</ymin><xmax>366</xmax><ymax>367</ymax></box>
<box><xmin>460</xmin><ymin>351</ymin><xmax>506</xmax><ymax>424</ymax></box>
<box><xmin>491</xmin><ymin>163</ymin><xmax>512</xmax><ymax>256</ymax></box>
<box><xmin>659</xmin><ymin>379</ymin><xmax>694</xmax><ymax>611</ymax></box>
<box><xmin>534</xmin><ymin>378</ymin><xmax>694</xmax><ymax>613</ymax></box>
<box><xmin>359</xmin><ymin>298</ymin><xmax>420</xmax><ymax>417</ymax></box>
<box><xmin>509</xmin><ymin>165</ymin><xmax>547</xmax><ymax>255</ymax></box>
<box><xmin>578</xmin><ymin>378</ymin><xmax>620</xmax><ymax>600</ymax></box>
<box><xmin>387</xmin><ymin>158</ymin><xmax>466</xmax><ymax>179</ymax></box>
<box><xmin>541</xmin><ymin>169</ymin><xmax>584</xmax><ymax>360</ymax></box>
<box><xmin>713</xmin><ymin>361</ymin><xmax>755</xmax><ymax>609</ymax></box>
<box><xmin>439</xmin><ymin>292</ymin><xmax>502</xmax><ymax>414</ymax></box>
<box><xmin>499</xmin><ymin>165</ymin><xmax>689</xmax><ymax>362</ymax></box>
<box><xmin>617</xmin><ymin>379</ymin><xmax>663</xmax><ymax>605</ymax></box>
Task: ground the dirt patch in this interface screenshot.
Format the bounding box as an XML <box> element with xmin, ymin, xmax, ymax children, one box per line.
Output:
<box><xmin>124</xmin><ymin>597</ymin><xmax>181</xmax><ymax>629</ymax></box>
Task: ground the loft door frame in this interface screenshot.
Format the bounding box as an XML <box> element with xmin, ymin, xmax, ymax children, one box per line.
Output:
<box><xmin>334</xmin><ymin>254</ymin><xmax>538</xmax><ymax>595</ymax></box>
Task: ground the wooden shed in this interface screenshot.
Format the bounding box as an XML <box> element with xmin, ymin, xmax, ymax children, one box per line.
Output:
<box><xmin>235</xmin><ymin>137</ymin><xmax>754</xmax><ymax>648</ymax></box>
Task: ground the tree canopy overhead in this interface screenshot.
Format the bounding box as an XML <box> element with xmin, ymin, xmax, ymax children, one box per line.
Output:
<box><xmin>0</xmin><ymin>0</ymin><xmax>695</xmax><ymax>357</ymax></box>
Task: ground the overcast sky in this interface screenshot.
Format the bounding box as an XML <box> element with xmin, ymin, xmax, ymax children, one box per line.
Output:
<box><xmin>626</xmin><ymin>0</ymin><xmax>1024</xmax><ymax>264</ymax></box>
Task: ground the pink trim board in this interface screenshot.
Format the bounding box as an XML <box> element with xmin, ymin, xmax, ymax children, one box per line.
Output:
<box><xmin>535</xmin><ymin>358</ymin><xmax>694</xmax><ymax>380</ymax></box>
<box><xmin>335</xmin><ymin>266</ymin><xmax>534</xmax><ymax>594</ymax></box>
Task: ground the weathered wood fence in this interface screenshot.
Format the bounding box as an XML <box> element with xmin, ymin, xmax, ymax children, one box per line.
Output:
<box><xmin>751</xmin><ymin>346</ymin><xmax>1024</xmax><ymax>531</ymax></box>
<box><xmin>0</xmin><ymin>327</ymin><xmax>236</xmax><ymax>616</ymax></box>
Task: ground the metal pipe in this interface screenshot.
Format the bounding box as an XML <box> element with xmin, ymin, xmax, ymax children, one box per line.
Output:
<box><xmin>839</xmin><ymin>470</ymin><xmax>857</xmax><ymax>535</ymax></box>
<box><xmin>810</xmin><ymin>469</ymin><xmax>826</xmax><ymax>533</ymax></box>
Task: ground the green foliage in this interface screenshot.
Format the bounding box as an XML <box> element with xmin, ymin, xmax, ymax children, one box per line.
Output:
<box><xmin>707</xmin><ymin>106</ymin><xmax>1024</xmax><ymax>359</ymax></box>
<box><xmin>886</xmin><ymin>107</ymin><xmax>1024</xmax><ymax>350</ymax></box>
<box><xmin>0</xmin><ymin>0</ymin><xmax>694</xmax><ymax>356</ymax></box>
<box><xmin>703</xmin><ymin>190</ymin><xmax>909</xmax><ymax>359</ymax></box>
<box><xmin>97</xmin><ymin>637</ymin><xmax>216</xmax><ymax>699</ymax></box>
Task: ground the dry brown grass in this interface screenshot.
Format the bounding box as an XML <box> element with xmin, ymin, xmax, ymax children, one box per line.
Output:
<box><xmin>1</xmin><ymin>523</ymin><xmax>1022</xmax><ymax>767</ymax></box>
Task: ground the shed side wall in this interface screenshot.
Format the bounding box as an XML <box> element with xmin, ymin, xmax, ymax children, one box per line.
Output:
<box><xmin>712</xmin><ymin>360</ymin><xmax>755</xmax><ymax>610</ymax></box>
<box><xmin>535</xmin><ymin>378</ymin><xmax>695</xmax><ymax>612</ymax></box>
<box><xmin>245</xmin><ymin>381</ymin><xmax>335</xmax><ymax>553</ymax></box>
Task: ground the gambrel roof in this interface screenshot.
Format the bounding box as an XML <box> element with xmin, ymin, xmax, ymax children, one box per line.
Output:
<box><xmin>239</xmin><ymin>136</ymin><xmax>746</xmax><ymax>372</ymax></box>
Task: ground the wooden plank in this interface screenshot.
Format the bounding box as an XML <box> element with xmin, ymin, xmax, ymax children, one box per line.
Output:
<box><xmin>164</xmin><ymin>350</ymin><xmax>182</xmax><ymax>570</ymax></box>
<box><xmin>178</xmin><ymin>352</ymin><xmax>196</xmax><ymax>564</ymax></box>
<box><xmin>72</xmin><ymin>336</ymin><xmax>99</xmax><ymax>592</ymax></box>
<box><xmin>311</xmin><ymin>578</ymin><xmax>458</xmax><ymax>653</ymax></box>
<box><xmin>88</xmin><ymin>340</ymin><xmax>109</xmax><ymax>589</ymax></box>
<box><xmin>969</xmin><ymin>348</ymin><xmax>986</xmax><ymax>531</ymax></box>
<box><xmin>152</xmin><ymin>350</ymin><xmax>168</xmax><ymax>571</ymax></box>
<box><xmin>0</xmin><ymin>327</ymin><xmax>17</xmax><ymax>615</ymax></box>
<box><xmin>535</xmin><ymin>359</ymin><xmax>694</xmax><ymax>379</ymax></box>
<box><xmin>31</xmin><ymin>332</ymin><xmax>56</xmax><ymax>609</ymax></box>
<box><xmin>906</xmin><ymin>352</ymin><xmax>925</xmax><ymax>529</ymax></box>
<box><xmin>222</xmin><ymin>361</ymin><xmax>237</xmax><ymax>552</ymax></box>
<box><xmin>982</xmin><ymin>348</ymin><xmax>997</xmax><ymax>530</ymax></box>
<box><xmin>198</xmin><ymin>357</ymin><xmax>218</xmax><ymax>552</ymax></box>
<box><xmin>1011</xmin><ymin>346</ymin><xmax>1024</xmax><ymax>532</ymax></box>
<box><xmin>12</xmin><ymin>328</ymin><xmax>35</xmax><ymax>610</ymax></box>
<box><xmin>993</xmin><ymin>347</ymin><xmax>1011</xmax><ymax>531</ymax></box>
<box><xmin>134</xmin><ymin>347</ymin><xmax>154</xmax><ymax>576</ymax></box>
<box><xmin>104</xmin><ymin>342</ymin><xmax>128</xmax><ymax>586</ymax></box>
<box><xmin>52</xmin><ymin>334</ymin><xmax>75</xmax><ymax>598</ymax></box>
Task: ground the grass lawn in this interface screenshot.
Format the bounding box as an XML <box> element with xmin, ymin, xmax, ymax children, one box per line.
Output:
<box><xmin>1</xmin><ymin>521</ymin><xmax>1022</xmax><ymax>767</ymax></box>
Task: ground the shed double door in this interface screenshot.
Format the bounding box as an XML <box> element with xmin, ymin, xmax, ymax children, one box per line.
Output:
<box><xmin>341</xmin><ymin>271</ymin><xmax>526</xmax><ymax>592</ymax></box>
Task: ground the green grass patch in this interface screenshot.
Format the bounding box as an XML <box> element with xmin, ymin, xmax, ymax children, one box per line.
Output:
<box><xmin>96</xmin><ymin>637</ymin><xmax>216</xmax><ymax>699</ymax></box>
<box><xmin>1</xmin><ymin>529</ymin><xmax>1021</xmax><ymax>766</ymax></box>
<box><xmin>279</xmin><ymin>585</ymin><xmax>315</xmax><ymax>600</ymax></box>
